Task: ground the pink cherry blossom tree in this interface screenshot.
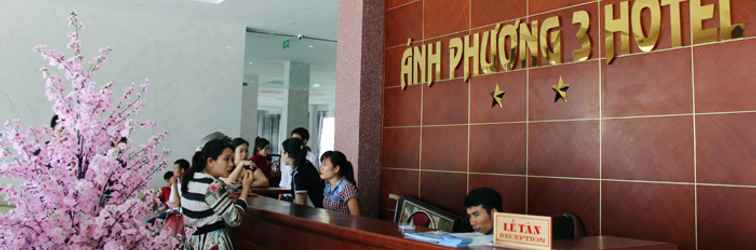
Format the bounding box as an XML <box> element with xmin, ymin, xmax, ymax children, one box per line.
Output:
<box><xmin>0</xmin><ymin>12</ymin><xmax>180</xmax><ymax>249</ymax></box>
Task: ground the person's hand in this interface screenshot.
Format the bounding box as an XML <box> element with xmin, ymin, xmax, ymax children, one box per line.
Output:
<box><xmin>239</xmin><ymin>170</ymin><xmax>255</xmax><ymax>201</ymax></box>
<box><xmin>228</xmin><ymin>192</ymin><xmax>241</xmax><ymax>201</ymax></box>
<box><xmin>242</xmin><ymin>170</ymin><xmax>255</xmax><ymax>188</ymax></box>
<box><xmin>237</xmin><ymin>160</ymin><xmax>252</xmax><ymax>169</ymax></box>
<box><xmin>237</xmin><ymin>160</ymin><xmax>257</xmax><ymax>170</ymax></box>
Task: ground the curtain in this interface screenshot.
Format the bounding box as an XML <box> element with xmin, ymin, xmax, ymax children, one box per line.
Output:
<box><xmin>257</xmin><ymin>111</ymin><xmax>281</xmax><ymax>153</ymax></box>
<box><xmin>309</xmin><ymin>110</ymin><xmax>328</xmax><ymax>159</ymax></box>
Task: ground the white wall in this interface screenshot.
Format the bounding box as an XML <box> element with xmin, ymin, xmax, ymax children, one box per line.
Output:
<box><xmin>0</xmin><ymin>1</ymin><xmax>246</xmax><ymax>188</ymax></box>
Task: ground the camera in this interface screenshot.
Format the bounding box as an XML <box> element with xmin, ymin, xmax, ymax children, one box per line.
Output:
<box><xmin>296</xmin><ymin>34</ymin><xmax>304</xmax><ymax>40</ymax></box>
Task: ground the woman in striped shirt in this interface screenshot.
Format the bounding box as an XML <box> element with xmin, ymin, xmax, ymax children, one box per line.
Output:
<box><xmin>319</xmin><ymin>151</ymin><xmax>360</xmax><ymax>216</ymax></box>
<box><xmin>181</xmin><ymin>138</ymin><xmax>255</xmax><ymax>250</ymax></box>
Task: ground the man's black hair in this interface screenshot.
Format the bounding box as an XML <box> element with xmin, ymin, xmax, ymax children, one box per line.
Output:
<box><xmin>290</xmin><ymin>127</ymin><xmax>310</xmax><ymax>142</ymax></box>
<box><xmin>163</xmin><ymin>171</ymin><xmax>174</xmax><ymax>181</ymax></box>
<box><xmin>464</xmin><ymin>187</ymin><xmax>503</xmax><ymax>213</ymax></box>
<box><xmin>174</xmin><ymin>159</ymin><xmax>190</xmax><ymax>170</ymax></box>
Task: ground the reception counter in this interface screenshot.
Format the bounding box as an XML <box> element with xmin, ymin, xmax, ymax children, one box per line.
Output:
<box><xmin>232</xmin><ymin>196</ymin><xmax>677</xmax><ymax>250</ymax></box>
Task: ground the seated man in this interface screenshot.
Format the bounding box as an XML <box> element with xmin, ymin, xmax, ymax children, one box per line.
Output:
<box><xmin>459</xmin><ymin>187</ymin><xmax>502</xmax><ymax>234</ymax></box>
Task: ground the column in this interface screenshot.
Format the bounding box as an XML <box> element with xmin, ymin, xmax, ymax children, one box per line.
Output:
<box><xmin>280</xmin><ymin>61</ymin><xmax>310</xmax><ymax>144</ymax></box>
<box><xmin>335</xmin><ymin>0</ymin><xmax>384</xmax><ymax>217</ymax></box>
<box><xmin>240</xmin><ymin>74</ymin><xmax>259</xmax><ymax>141</ymax></box>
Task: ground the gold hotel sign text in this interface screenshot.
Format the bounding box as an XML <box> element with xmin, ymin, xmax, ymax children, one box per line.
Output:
<box><xmin>399</xmin><ymin>0</ymin><xmax>745</xmax><ymax>89</ymax></box>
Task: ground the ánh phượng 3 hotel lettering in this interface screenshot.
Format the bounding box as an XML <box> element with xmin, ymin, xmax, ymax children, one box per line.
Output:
<box><xmin>399</xmin><ymin>0</ymin><xmax>746</xmax><ymax>90</ymax></box>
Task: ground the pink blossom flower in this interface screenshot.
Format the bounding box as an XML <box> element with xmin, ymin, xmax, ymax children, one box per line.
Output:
<box><xmin>104</xmin><ymin>241</ymin><xmax>123</xmax><ymax>250</ymax></box>
<box><xmin>0</xmin><ymin>12</ymin><xmax>179</xmax><ymax>249</ymax></box>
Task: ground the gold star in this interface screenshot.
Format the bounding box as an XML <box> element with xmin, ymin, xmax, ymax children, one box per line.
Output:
<box><xmin>490</xmin><ymin>84</ymin><xmax>506</xmax><ymax>108</ymax></box>
<box><xmin>552</xmin><ymin>76</ymin><xmax>570</xmax><ymax>103</ymax></box>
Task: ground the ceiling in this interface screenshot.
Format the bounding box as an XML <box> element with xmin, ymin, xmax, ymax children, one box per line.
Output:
<box><xmin>57</xmin><ymin>0</ymin><xmax>340</xmax><ymax>40</ymax></box>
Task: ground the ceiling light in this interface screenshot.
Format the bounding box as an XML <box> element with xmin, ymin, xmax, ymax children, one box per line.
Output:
<box><xmin>312</xmin><ymin>83</ymin><xmax>321</xmax><ymax>88</ymax></box>
<box><xmin>192</xmin><ymin>0</ymin><xmax>225</xmax><ymax>4</ymax></box>
<box><xmin>307</xmin><ymin>45</ymin><xmax>314</xmax><ymax>48</ymax></box>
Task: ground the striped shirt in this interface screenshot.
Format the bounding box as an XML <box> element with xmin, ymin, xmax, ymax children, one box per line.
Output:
<box><xmin>323</xmin><ymin>178</ymin><xmax>358</xmax><ymax>215</ymax></box>
<box><xmin>181</xmin><ymin>172</ymin><xmax>247</xmax><ymax>232</ymax></box>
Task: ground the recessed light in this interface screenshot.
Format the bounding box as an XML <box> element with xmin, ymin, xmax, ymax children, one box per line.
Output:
<box><xmin>307</xmin><ymin>45</ymin><xmax>314</xmax><ymax>48</ymax></box>
<box><xmin>193</xmin><ymin>0</ymin><xmax>225</xmax><ymax>4</ymax></box>
<box><xmin>312</xmin><ymin>83</ymin><xmax>321</xmax><ymax>88</ymax></box>
<box><xmin>248</xmin><ymin>61</ymin><xmax>254</xmax><ymax>65</ymax></box>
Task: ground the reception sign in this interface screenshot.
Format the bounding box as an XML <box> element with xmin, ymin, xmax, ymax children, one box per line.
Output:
<box><xmin>493</xmin><ymin>213</ymin><xmax>552</xmax><ymax>250</ymax></box>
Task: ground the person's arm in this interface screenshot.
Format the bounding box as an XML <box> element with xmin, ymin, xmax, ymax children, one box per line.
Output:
<box><xmin>278</xmin><ymin>164</ymin><xmax>292</xmax><ymax>189</ymax></box>
<box><xmin>347</xmin><ymin>199</ymin><xmax>361</xmax><ymax>216</ymax></box>
<box><xmin>159</xmin><ymin>186</ymin><xmax>171</xmax><ymax>207</ymax></box>
<box><xmin>291</xmin><ymin>172</ymin><xmax>309</xmax><ymax>206</ymax></box>
<box><xmin>250</xmin><ymin>168</ymin><xmax>269</xmax><ymax>187</ymax></box>
<box><xmin>167</xmin><ymin>178</ymin><xmax>180</xmax><ymax>209</ymax></box>
<box><xmin>222</xmin><ymin>160</ymin><xmax>253</xmax><ymax>185</ymax></box>
<box><xmin>239</xmin><ymin>170</ymin><xmax>254</xmax><ymax>202</ymax></box>
<box><xmin>204</xmin><ymin>179</ymin><xmax>248</xmax><ymax>227</ymax></box>
<box><xmin>342</xmin><ymin>184</ymin><xmax>360</xmax><ymax>216</ymax></box>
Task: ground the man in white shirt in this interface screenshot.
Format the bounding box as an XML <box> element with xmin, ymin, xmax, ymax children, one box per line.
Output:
<box><xmin>290</xmin><ymin>127</ymin><xmax>320</xmax><ymax>169</ymax></box>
